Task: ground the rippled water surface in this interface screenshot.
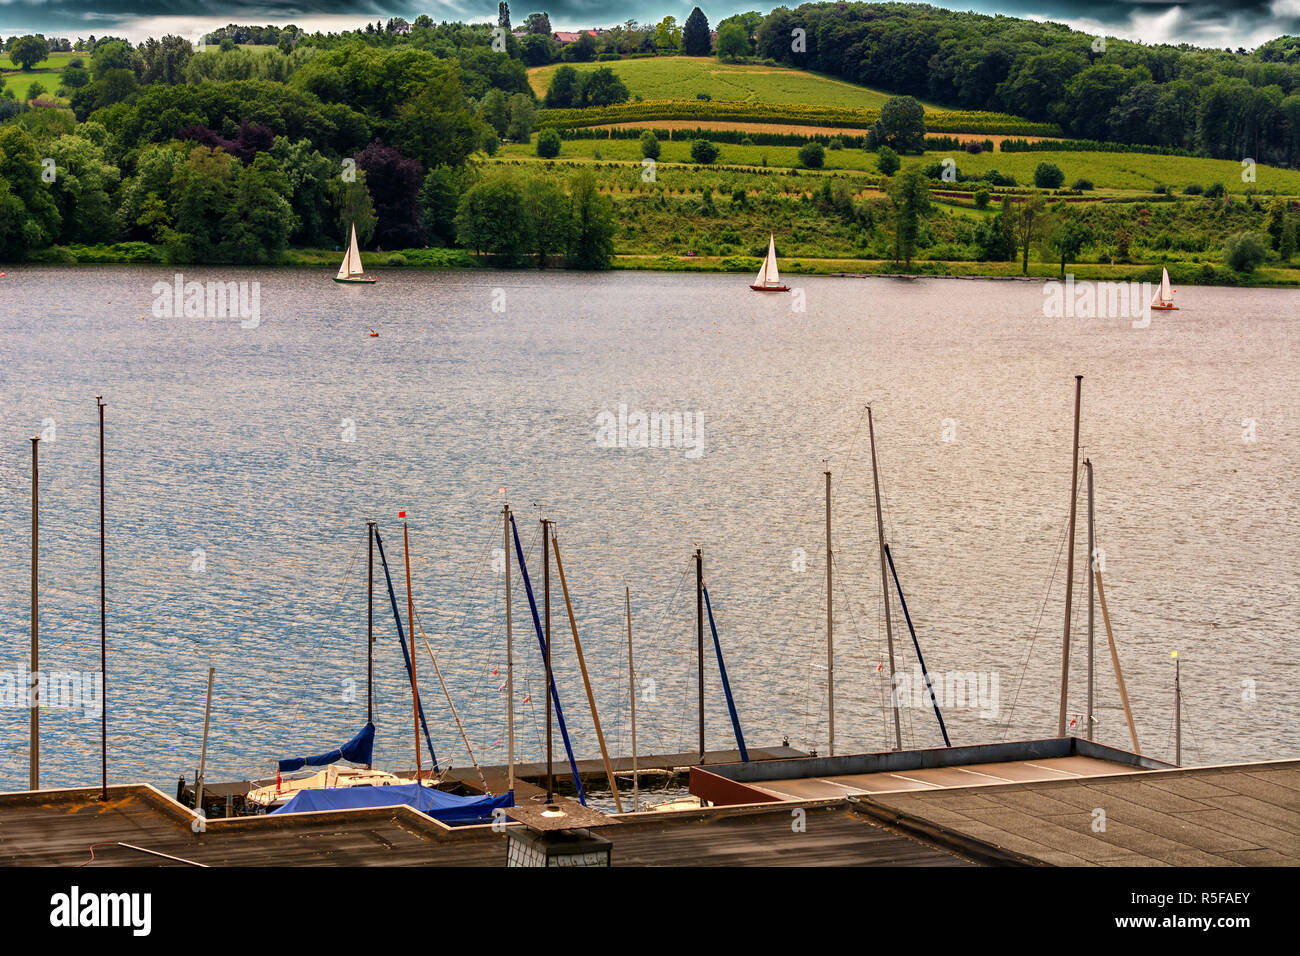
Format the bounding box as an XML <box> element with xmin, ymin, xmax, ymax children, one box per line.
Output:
<box><xmin>1</xmin><ymin>265</ymin><xmax>1297</xmax><ymax>790</ymax></box>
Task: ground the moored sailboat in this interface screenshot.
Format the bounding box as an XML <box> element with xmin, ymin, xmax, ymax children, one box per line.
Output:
<box><xmin>1150</xmin><ymin>267</ymin><xmax>1177</xmax><ymax>310</ymax></box>
<box><xmin>749</xmin><ymin>234</ymin><xmax>790</xmax><ymax>292</ymax></box>
<box><xmin>334</xmin><ymin>222</ymin><xmax>376</xmax><ymax>284</ymax></box>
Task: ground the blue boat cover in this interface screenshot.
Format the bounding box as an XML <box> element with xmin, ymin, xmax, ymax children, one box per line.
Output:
<box><xmin>271</xmin><ymin>782</ymin><xmax>512</xmax><ymax>823</ymax></box>
<box><xmin>278</xmin><ymin>721</ymin><xmax>375</xmax><ymax>773</ymax></box>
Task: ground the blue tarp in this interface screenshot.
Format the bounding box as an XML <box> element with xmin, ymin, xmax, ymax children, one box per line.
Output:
<box><xmin>278</xmin><ymin>721</ymin><xmax>375</xmax><ymax>773</ymax></box>
<box><xmin>271</xmin><ymin>783</ymin><xmax>513</xmax><ymax>823</ymax></box>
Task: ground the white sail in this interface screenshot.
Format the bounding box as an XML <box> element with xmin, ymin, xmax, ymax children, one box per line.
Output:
<box><xmin>337</xmin><ymin>223</ymin><xmax>364</xmax><ymax>279</ymax></box>
<box><xmin>754</xmin><ymin>234</ymin><xmax>781</xmax><ymax>287</ymax></box>
<box><xmin>1150</xmin><ymin>267</ymin><xmax>1173</xmax><ymax>306</ymax></box>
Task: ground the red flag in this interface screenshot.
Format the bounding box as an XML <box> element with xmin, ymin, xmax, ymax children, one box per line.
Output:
<box><xmin>398</xmin><ymin>511</ymin><xmax>406</xmax><ymax>518</ymax></box>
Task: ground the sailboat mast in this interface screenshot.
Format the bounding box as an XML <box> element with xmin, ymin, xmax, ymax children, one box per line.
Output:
<box><xmin>868</xmin><ymin>407</ymin><xmax>902</xmax><ymax>751</ymax></box>
<box><xmin>97</xmin><ymin>396</ymin><xmax>108</xmax><ymax>802</ymax></box>
<box><xmin>1059</xmin><ymin>375</ymin><xmax>1083</xmax><ymax>737</ymax></box>
<box><xmin>366</xmin><ymin>520</ymin><xmax>375</xmax><ymax>768</ymax></box>
<box><xmin>696</xmin><ymin>548</ymin><xmax>704</xmax><ymax>763</ymax></box>
<box><xmin>403</xmin><ymin>520</ymin><xmax>422</xmax><ymax>782</ymax></box>
<box><xmin>1173</xmin><ymin>652</ymin><xmax>1181</xmax><ymax>765</ymax></box>
<box><xmin>504</xmin><ymin>504</ymin><xmax>514</xmax><ymax>796</ymax></box>
<box><xmin>825</xmin><ymin>469</ymin><xmax>834</xmax><ymax>756</ymax></box>
<box><xmin>29</xmin><ymin>436</ymin><xmax>38</xmax><ymax>791</ymax></box>
<box><xmin>1085</xmin><ymin>459</ymin><xmax>1095</xmax><ymax>741</ymax></box>
<box><xmin>627</xmin><ymin>584</ymin><xmax>637</xmax><ymax>813</ymax></box>
<box><xmin>543</xmin><ymin>519</ymin><xmax>554</xmax><ymax>804</ymax></box>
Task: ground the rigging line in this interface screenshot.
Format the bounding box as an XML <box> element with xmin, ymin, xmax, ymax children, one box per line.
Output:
<box><xmin>830</xmin><ymin>548</ymin><xmax>888</xmax><ymax>750</ymax></box>
<box><xmin>999</xmin><ymin>467</ymin><xmax>1084</xmax><ymax>741</ymax></box>
<box><xmin>411</xmin><ymin>603</ymin><xmax>490</xmax><ymax>795</ymax></box>
<box><xmin>826</xmin><ymin>404</ymin><xmax>870</xmax><ymax>510</ymax></box>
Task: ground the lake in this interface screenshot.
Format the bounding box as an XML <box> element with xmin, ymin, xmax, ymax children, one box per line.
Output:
<box><xmin>1</xmin><ymin>265</ymin><xmax>1297</xmax><ymax>791</ymax></box>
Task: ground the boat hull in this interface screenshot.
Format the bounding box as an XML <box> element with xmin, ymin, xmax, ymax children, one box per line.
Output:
<box><xmin>749</xmin><ymin>284</ymin><xmax>790</xmax><ymax>292</ymax></box>
<box><xmin>1151</xmin><ymin>304</ymin><xmax>1178</xmax><ymax>310</ymax></box>
<box><xmin>334</xmin><ymin>276</ymin><xmax>377</xmax><ymax>284</ymax></box>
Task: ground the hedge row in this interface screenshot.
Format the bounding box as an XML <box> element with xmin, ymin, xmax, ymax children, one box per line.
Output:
<box><xmin>1000</xmin><ymin>138</ymin><xmax>1199</xmax><ymax>157</ymax></box>
<box><xmin>537</xmin><ymin>101</ymin><xmax>1062</xmax><ymax>136</ymax></box>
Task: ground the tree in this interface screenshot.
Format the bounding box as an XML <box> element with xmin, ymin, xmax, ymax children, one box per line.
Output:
<box><xmin>1033</xmin><ymin>162</ymin><xmax>1065</xmax><ymax>189</ymax></box>
<box><xmin>91</xmin><ymin>39</ymin><xmax>137</xmax><ymax>80</ymax></box>
<box><xmin>525</xmin><ymin>13</ymin><xmax>552</xmax><ymax>35</ymax></box>
<box><xmin>0</xmin><ymin>125</ymin><xmax>62</xmax><ymax>257</ymax></box>
<box><xmin>1014</xmin><ymin>195</ymin><xmax>1046</xmax><ymax>274</ymax></box>
<box><xmin>579</xmin><ymin>67</ymin><xmax>629</xmax><ymax>107</ymax></box>
<box><xmin>562</xmin><ymin>33</ymin><xmax>597</xmax><ymax>63</ymax></box>
<box><xmin>536</xmin><ymin>128</ymin><xmax>561</xmax><ymax>158</ymax></box>
<box><xmin>683</xmin><ymin>8</ymin><xmax>711</xmax><ymax>56</ymax></box>
<box><xmin>875</xmin><ymin>145</ymin><xmax>900</xmax><ymax>176</ymax></box>
<box><xmin>456</xmin><ymin>176</ymin><xmax>531</xmax><ymax>264</ymax></box>
<box><xmin>26</xmin><ymin>81</ymin><xmax>46</xmax><ymax>100</ymax></box>
<box><xmin>327</xmin><ymin>172</ymin><xmax>377</xmax><ymax>248</ymax></box>
<box><xmin>419</xmin><ymin>165</ymin><xmax>465</xmax><ymax>246</ymax></box>
<box><xmin>798</xmin><ymin>141</ymin><xmax>825</xmax><ymax>168</ymax></box>
<box><xmin>498</xmin><ymin>2</ymin><xmax>511</xmax><ymax>32</ymax></box>
<box><xmin>690</xmin><ymin>139</ymin><xmax>719</xmax><ymax>163</ymax></box>
<box><xmin>221</xmin><ymin>153</ymin><xmax>294</xmax><ymax>263</ymax></box>
<box><xmin>506</xmin><ymin>93</ymin><xmax>536</xmax><ymax>142</ymax></box>
<box><xmin>873</xmin><ymin>96</ymin><xmax>926</xmax><ymax>154</ymax></box>
<box><xmin>545</xmin><ymin>66</ymin><xmax>581</xmax><ymax>108</ymax></box>
<box><xmin>139</xmin><ymin>35</ymin><xmax>194</xmax><ymax>85</ymax></box>
<box><xmin>60</xmin><ymin>60</ymin><xmax>91</xmax><ymax>89</ymax></box>
<box><xmin>974</xmin><ymin>188</ymin><xmax>990</xmax><ymax>209</ymax></box>
<box><xmin>479</xmin><ymin>88</ymin><xmax>510</xmax><ymax>137</ymax></box>
<box><xmin>640</xmin><ymin>130</ymin><xmax>660</xmax><ymax>159</ymax></box>
<box><xmin>1264</xmin><ymin>197</ymin><xmax>1287</xmax><ymax>250</ymax></box>
<box><xmin>9</xmin><ymin>35</ymin><xmax>48</xmax><ymax>71</ymax></box>
<box><xmin>716</xmin><ymin>22</ymin><xmax>751</xmax><ymax>60</ymax></box>
<box><xmin>522</xmin><ymin>177</ymin><xmax>570</xmax><ymax>265</ymax></box>
<box><xmin>394</xmin><ymin>71</ymin><xmax>484</xmax><ymax>171</ymax></box>
<box><xmin>888</xmin><ymin>167</ymin><xmax>930</xmax><ymax>269</ymax></box>
<box><xmin>567</xmin><ymin>171</ymin><xmax>614</xmax><ymax>269</ymax></box>
<box><xmin>655</xmin><ymin>17</ymin><xmax>681</xmax><ymax>54</ymax></box>
<box><xmin>1223</xmin><ymin>231</ymin><xmax>1268</xmax><ymax>272</ymax></box>
<box><xmin>355</xmin><ymin>139</ymin><xmax>425</xmax><ymax>249</ymax></box>
<box><xmin>1045</xmin><ymin>209</ymin><xmax>1090</xmax><ymax>277</ymax></box>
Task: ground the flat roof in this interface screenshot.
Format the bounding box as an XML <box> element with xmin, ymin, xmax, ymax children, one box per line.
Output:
<box><xmin>690</xmin><ymin>737</ymin><xmax>1172</xmax><ymax>806</ymax></box>
<box><xmin>853</xmin><ymin>760</ymin><xmax>1300</xmax><ymax>866</ymax></box>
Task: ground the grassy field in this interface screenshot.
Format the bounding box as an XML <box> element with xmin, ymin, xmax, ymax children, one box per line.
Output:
<box><xmin>528</xmin><ymin>56</ymin><xmax>901</xmax><ymax>109</ymax></box>
<box><xmin>499</xmin><ymin>139</ymin><xmax>1300</xmax><ymax>196</ymax></box>
<box><xmin>2</xmin><ymin>50</ymin><xmax>87</xmax><ymax>101</ymax></box>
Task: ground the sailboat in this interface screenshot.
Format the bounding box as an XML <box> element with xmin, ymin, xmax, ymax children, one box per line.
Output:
<box><xmin>749</xmin><ymin>234</ymin><xmax>790</xmax><ymax>292</ymax></box>
<box><xmin>1150</xmin><ymin>267</ymin><xmax>1177</xmax><ymax>310</ymax></box>
<box><xmin>334</xmin><ymin>222</ymin><xmax>376</xmax><ymax>284</ymax></box>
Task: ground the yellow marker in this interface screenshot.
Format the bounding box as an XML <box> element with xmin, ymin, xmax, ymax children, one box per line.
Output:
<box><xmin>1171</xmin><ymin>651</ymin><xmax>1179</xmax><ymax>659</ymax></box>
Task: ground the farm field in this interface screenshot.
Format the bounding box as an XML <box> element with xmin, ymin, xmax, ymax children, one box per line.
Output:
<box><xmin>499</xmin><ymin>139</ymin><xmax>1300</xmax><ymax>195</ymax></box>
<box><xmin>528</xmin><ymin>56</ymin><xmax>904</xmax><ymax>109</ymax></box>
<box><xmin>2</xmin><ymin>50</ymin><xmax>87</xmax><ymax>101</ymax></box>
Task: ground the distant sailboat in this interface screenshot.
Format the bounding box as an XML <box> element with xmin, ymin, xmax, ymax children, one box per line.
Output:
<box><xmin>334</xmin><ymin>222</ymin><xmax>376</xmax><ymax>284</ymax></box>
<box><xmin>749</xmin><ymin>234</ymin><xmax>790</xmax><ymax>292</ymax></box>
<box><xmin>1150</xmin><ymin>267</ymin><xmax>1177</xmax><ymax>310</ymax></box>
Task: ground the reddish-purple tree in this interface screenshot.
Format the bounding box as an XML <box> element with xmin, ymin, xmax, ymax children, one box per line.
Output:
<box><xmin>354</xmin><ymin>139</ymin><xmax>425</xmax><ymax>249</ymax></box>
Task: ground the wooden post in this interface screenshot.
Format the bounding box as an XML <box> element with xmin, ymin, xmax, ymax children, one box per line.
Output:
<box><xmin>194</xmin><ymin>666</ymin><xmax>214</xmax><ymax>814</ymax></box>
<box><xmin>1058</xmin><ymin>375</ymin><xmax>1082</xmax><ymax>738</ymax></box>
<box><xmin>825</xmin><ymin>469</ymin><xmax>834</xmax><ymax>757</ymax></box>
<box><xmin>504</xmin><ymin>505</ymin><xmax>514</xmax><ymax>796</ymax></box>
<box><xmin>402</xmin><ymin>520</ymin><xmax>421</xmax><ymax>782</ymax></box>
<box><xmin>1094</xmin><ymin>569</ymin><xmax>1140</xmax><ymax>754</ymax></box>
<box><xmin>868</xmin><ymin>407</ymin><xmax>902</xmax><ymax>750</ymax></box>
<box><xmin>29</xmin><ymin>436</ymin><xmax>39</xmax><ymax>791</ymax></box>
<box><xmin>627</xmin><ymin>585</ymin><xmax>637</xmax><ymax>813</ymax></box>
<box><xmin>551</xmin><ymin>528</ymin><xmax>622</xmax><ymax>811</ymax></box>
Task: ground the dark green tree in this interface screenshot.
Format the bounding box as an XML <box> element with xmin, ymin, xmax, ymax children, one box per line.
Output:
<box><xmin>888</xmin><ymin>167</ymin><xmax>930</xmax><ymax>269</ymax></box>
<box><xmin>873</xmin><ymin>96</ymin><xmax>926</xmax><ymax>154</ymax></box>
<box><xmin>683</xmin><ymin>8</ymin><xmax>711</xmax><ymax>56</ymax></box>
<box><xmin>567</xmin><ymin>171</ymin><xmax>614</xmax><ymax>269</ymax></box>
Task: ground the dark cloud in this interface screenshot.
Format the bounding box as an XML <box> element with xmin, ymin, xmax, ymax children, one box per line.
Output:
<box><xmin>0</xmin><ymin>0</ymin><xmax>1294</xmax><ymax>48</ymax></box>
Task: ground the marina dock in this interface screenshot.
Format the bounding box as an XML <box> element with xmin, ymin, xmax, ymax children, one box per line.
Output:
<box><xmin>3</xmin><ymin>756</ymin><xmax>1294</xmax><ymax>867</ymax></box>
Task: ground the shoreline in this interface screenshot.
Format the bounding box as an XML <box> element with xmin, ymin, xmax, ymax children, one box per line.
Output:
<box><xmin>7</xmin><ymin>252</ymin><xmax>1299</xmax><ymax>289</ymax></box>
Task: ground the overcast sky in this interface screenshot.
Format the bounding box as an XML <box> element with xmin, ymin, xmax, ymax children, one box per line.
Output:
<box><xmin>0</xmin><ymin>1</ymin><xmax>1295</xmax><ymax>50</ymax></box>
